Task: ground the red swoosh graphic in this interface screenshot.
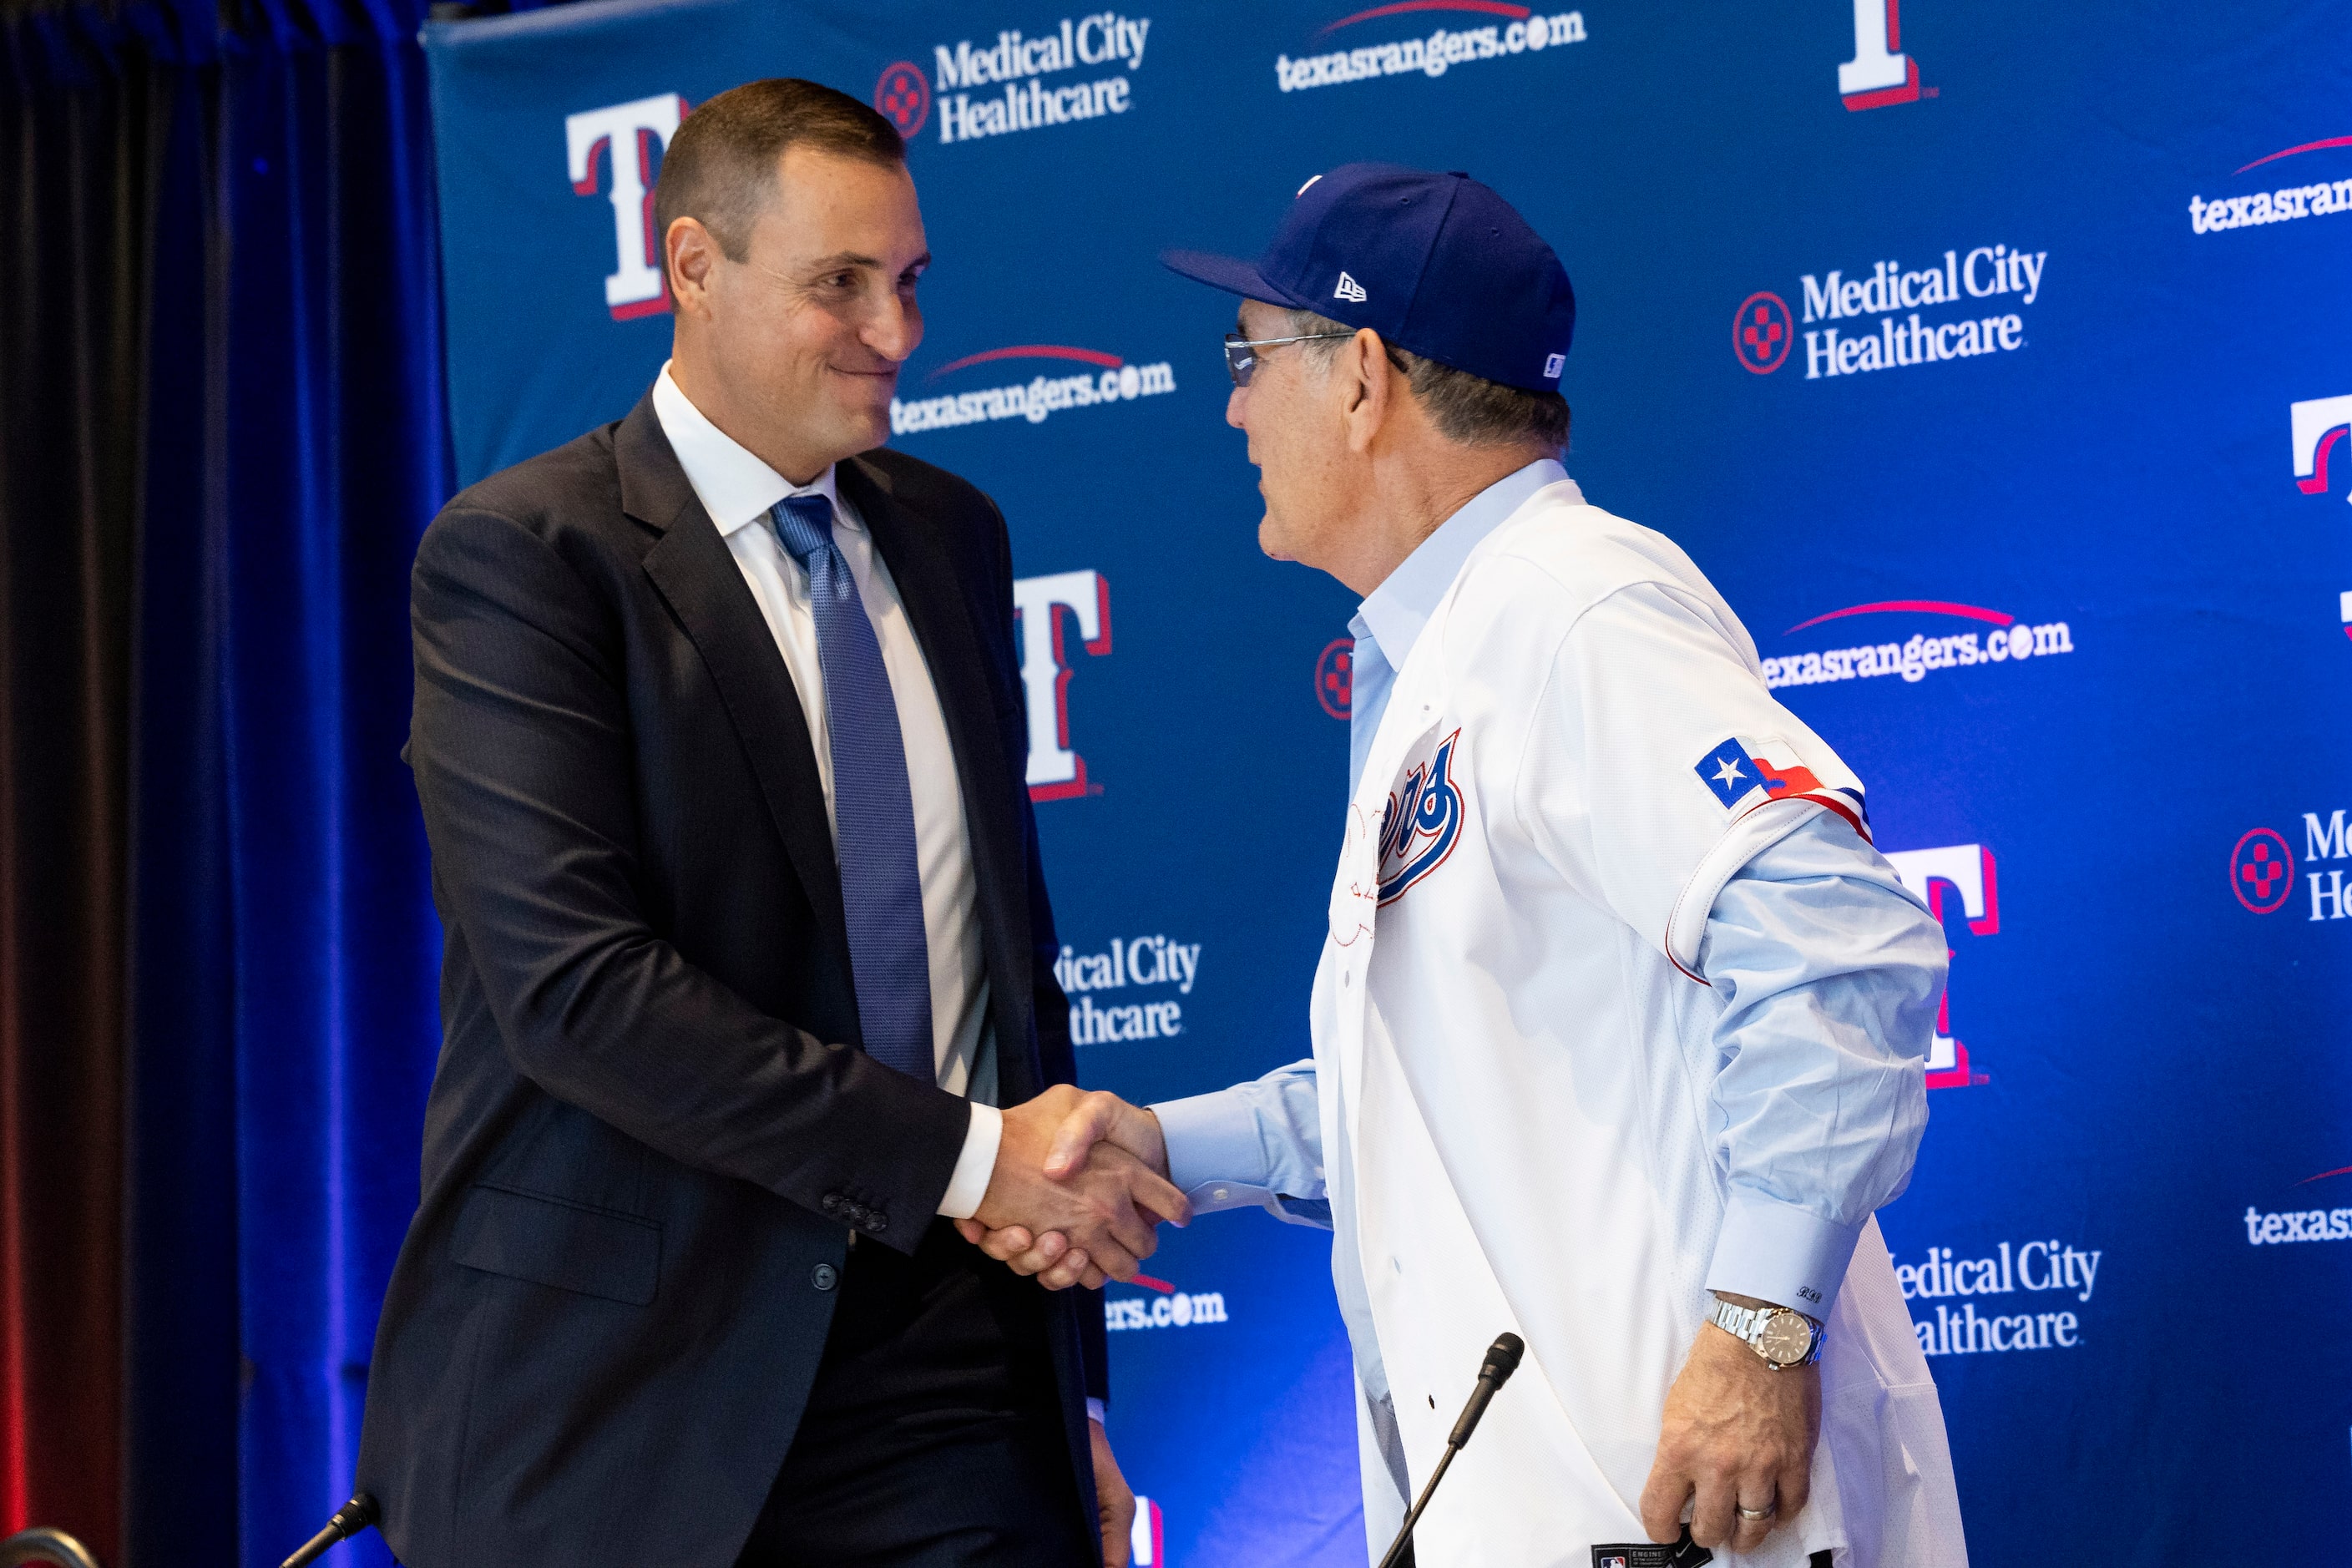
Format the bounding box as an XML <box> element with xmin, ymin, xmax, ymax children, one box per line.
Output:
<box><xmin>1317</xmin><ymin>0</ymin><xmax>1529</xmax><ymax>37</ymax></box>
<box><xmin>928</xmin><ymin>344</ymin><xmax>1122</xmax><ymax>381</ymax></box>
<box><xmin>2297</xmin><ymin>1165</ymin><xmax>2352</xmax><ymax>1186</ymax></box>
<box><xmin>2236</xmin><ymin>134</ymin><xmax>2352</xmax><ymax>175</ymax></box>
<box><xmin>1785</xmin><ymin>599</ymin><xmax>2016</xmax><ymax>635</ymax></box>
<box><xmin>1129</xmin><ymin>1273</ymin><xmax>1176</xmax><ymax>1293</ymax></box>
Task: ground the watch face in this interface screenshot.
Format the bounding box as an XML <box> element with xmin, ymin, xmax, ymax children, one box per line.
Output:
<box><xmin>1756</xmin><ymin>1311</ymin><xmax>1815</xmax><ymax>1364</ymax></box>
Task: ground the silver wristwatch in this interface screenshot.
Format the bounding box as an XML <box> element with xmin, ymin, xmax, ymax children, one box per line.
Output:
<box><xmin>1709</xmin><ymin>1296</ymin><xmax>1823</xmax><ymax>1369</ymax></box>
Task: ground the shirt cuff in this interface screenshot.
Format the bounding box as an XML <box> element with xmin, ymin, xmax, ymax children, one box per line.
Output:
<box><xmin>1151</xmin><ymin>1088</ymin><xmax>1281</xmax><ymax>1214</ymax></box>
<box><xmin>1086</xmin><ymin>1398</ymin><xmax>1106</xmax><ymax>1425</ymax></box>
<box><xmin>1702</xmin><ymin>1186</ymin><xmax>1865</xmax><ymax>1318</ymax></box>
<box><xmin>935</xmin><ymin>1101</ymin><xmax>1003</xmax><ymax>1221</ymax></box>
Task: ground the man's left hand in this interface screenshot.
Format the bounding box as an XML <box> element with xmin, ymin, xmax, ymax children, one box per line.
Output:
<box><xmin>1637</xmin><ymin>1301</ymin><xmax>1819</xmax><ymax>1554</ymax></box>
<box><xmin>1091</xmin><ymin>1418</ymin><xmax>1135</xmax><ymax>1566</ymax></box>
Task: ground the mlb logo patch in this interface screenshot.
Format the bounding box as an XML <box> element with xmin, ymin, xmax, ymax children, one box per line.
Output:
<box><xmin>1694</xmin><ymin>735</ymin><xmax>1819</xmax><ymax>812</ymax></box>
<box><xmin>1589</xmin><ymin>1532</ymin><xmax>1713</xmax><ymax>1567</ymax></box>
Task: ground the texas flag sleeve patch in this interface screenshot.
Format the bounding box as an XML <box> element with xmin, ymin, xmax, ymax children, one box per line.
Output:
<box><xmin>1692</xmin><ymin>735</ymin><xmax>1870</xmax><ymax>841</ymax></box>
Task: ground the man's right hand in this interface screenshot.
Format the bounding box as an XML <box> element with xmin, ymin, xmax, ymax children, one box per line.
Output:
<box><xmin>969</xmin><ymin>1087</ymin><xmax>1187</xmax><ymax>1287</ymax></box>
<box><xmin>959</xmin><ymin>1090</ymin><xmax>1175</xmax><ymax>1290</ymax></box>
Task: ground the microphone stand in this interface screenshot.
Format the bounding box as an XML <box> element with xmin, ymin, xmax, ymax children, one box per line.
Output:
<box><xmin>1374</xmin><ymin>1333</ymin><xmax>1523</xmax><ymax>1568</ymax></box>
<box><xmin>280</xmin><ymin>1494</ymin><xmax>379</xmax><ymax>1568</ymax></box>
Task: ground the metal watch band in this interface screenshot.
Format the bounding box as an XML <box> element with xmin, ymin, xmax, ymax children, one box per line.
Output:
<box><xmin>1709</xmin><ymin>1297</ymin><xmax>1824</xmax><ymax>1368</ymax></box>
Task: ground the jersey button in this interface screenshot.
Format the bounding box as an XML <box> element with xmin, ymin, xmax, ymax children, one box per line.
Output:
<box><xmin>812</xmin><ymin>1263</ymin><xmax>839</xmax><ymax>1292</ymax></box>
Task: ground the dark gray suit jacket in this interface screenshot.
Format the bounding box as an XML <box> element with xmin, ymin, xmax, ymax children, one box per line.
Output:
<box><xmin>355</xmin><ymin>392</ymin><xmax>1100</xmax><ymax>1566</ymax></box>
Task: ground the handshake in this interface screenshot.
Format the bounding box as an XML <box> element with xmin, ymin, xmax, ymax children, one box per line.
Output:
<box><xmin>959</xmin><ymin>1087</ymin><xmax>1184</xmax><ymax>1290</ymax></box>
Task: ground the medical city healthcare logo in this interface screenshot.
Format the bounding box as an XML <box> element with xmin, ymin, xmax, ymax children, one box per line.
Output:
<box><xmin>2233</xmin><ymin>810</ymin><xmax>2352</xmax><ymax>920</ymax></box>
<box><xmin>1762</xmin><ymin>599</ymin><xmax>2074</xmax><ymax>691</ymax></box>
<box><xmin>1056</xmin><ymin>931</ymin><xmax>1201</xmax><ymax>1045</ymax></box>
<box><xmin>2231</xmin><ymin>827</ymin><xmax>2295</xmax><ymax>914</ymax></box>
<box><xmin>2186</xmin><ymin>134</ymin><xmax>2352</xmax><ymax>235</ymax></box>
<box><xmin>1315</xmin><ymin>639</ymin><xmax>1353</xmax><ymax>720</ymax></box>
<box><xmin>877</xmin><ymin>13</ymin><xmax>1153</xmax><ymax>146</ymax></box>
<box><xmin>1733</xmin><ymin>292</ymin><xmax>1793</xmax><ymax>374</ymax></box>
<box><xmin>1893</xmin><ymin>1232</ymin><xmax>2104</xmax><ymax>1357</ymax></box>
<box><xmin>1737</xmin><ymin>243</ymin><xmax>2049</xmax><ymax>380</ymax></box>
<box><xmin>873</xmin><ymin>62</ymin><xmax>931</xmax><ymax>138</ymax></box>
<box><xmin>891</xmin><ymin>345</ymin><xmax>1176</xmax><ymax>436</ymax></box>
<box><xmin>1274</xmin><ymin>2</ymin><xmax>1586</xmax><ymax>94</ymax></box>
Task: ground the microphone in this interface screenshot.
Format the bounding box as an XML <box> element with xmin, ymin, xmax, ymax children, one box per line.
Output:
<box><xmin>1374</xmin><ymin>1333</ymin><xmax>1523</xmax><ymax>1568</ymax></box>
<box><xmin>279</xmin><ymin>1493</ymin><xmax>380</xmax><ymax>1568</ymax></box>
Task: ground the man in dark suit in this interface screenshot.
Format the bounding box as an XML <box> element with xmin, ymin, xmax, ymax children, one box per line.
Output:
<box><xmin>355</xmin><ymin>78</ymin><xmax>1185</xmax><ymax>1567</ymax></box>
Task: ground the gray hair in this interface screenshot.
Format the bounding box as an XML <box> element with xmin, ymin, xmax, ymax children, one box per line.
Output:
<box><xmin>1279</xmin><ymin>308</ymin><xmax>1569</xmax><ymax>452</ymax></box>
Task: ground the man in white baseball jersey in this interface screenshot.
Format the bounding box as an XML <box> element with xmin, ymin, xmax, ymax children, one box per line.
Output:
<box><xmin>961</xmin><ymin>164</ymin><xmax>1969</xmax><ymax>1567</ymax></box>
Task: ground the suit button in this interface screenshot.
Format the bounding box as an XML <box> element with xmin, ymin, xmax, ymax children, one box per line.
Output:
<box><xmin>820</xmin><ymin>1195</ymin><xmax>843</xmax><ymax>1215</ymax></box>
<box><xmin>812</xmin><ymin>1263</ymin><xmax>838</xmax><ymax>1292</ymax></box>
<box><xmin>866</xmin><ymin>1213</ymin><xmax>888</xmax><ymax>1235</ymax></box>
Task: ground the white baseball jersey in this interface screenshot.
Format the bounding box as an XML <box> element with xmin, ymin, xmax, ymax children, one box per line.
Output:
<box><xmin>1311</xmin><ymin>481</ymin><xmax>1967</xmax><ymax>1566</ymax></box>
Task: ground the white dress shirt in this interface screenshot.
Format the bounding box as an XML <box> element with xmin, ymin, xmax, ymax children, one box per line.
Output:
<box><xmin>652</xmin><ymin>365</ymin><xmax>1001</xmax><ymax>1219</ymax></box>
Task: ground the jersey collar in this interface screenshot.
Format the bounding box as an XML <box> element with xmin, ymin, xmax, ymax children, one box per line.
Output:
<box><xmin>1353</xmin><ymin>458</ymin><xmax>1574</xmax><ymax>670</ymax></box>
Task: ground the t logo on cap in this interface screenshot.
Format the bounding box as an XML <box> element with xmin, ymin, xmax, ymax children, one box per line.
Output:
<box><xmin>1161</xmin><ymin>162</ymin><xmax>1575</xmax><ymax>394</ymax></box>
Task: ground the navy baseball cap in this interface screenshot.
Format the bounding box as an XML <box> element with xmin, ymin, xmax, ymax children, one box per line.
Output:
<box><xmin>1163</xmin><ymin>163</ymin><xmax>1575</xmax><ymax>393</ymax></box>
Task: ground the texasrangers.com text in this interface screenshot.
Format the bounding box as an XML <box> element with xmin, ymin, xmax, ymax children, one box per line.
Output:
<box><xmin>1276</xmin><ymin>12</ymin><xmax>1585</xmax><ymax>92</ymax></box>
<box><xmin>892</xmin><ymin>362</ymin><xmax>1175</xmax><ymax>434</ymax></box>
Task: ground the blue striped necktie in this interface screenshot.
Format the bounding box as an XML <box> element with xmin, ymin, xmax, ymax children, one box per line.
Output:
<box><xmin>771</xmin><ymin>494</ymin><xmax>936</xmax><ymax>1082</ymax></box>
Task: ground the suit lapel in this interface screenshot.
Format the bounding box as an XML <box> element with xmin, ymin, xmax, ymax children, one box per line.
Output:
<box><xmin>841</xmin><ymin>458</ymin><xmax>1035</xmax><ymax>1100</ymax></box>
<box><xmin>619</xmin><ymin>397</ymin><xmax>855</xmax><ymax>986</ymax></box>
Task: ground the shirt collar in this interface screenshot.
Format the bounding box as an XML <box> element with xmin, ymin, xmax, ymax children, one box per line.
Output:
<box><xmin>1353</xmin><ymin>458</ymin><xmax>1575</xmax><ymax>662</ymax></box>
<box><xmin>650</xmin><ymin>362</ymin><xmax>854</xmax><ymax>537</ymax></box>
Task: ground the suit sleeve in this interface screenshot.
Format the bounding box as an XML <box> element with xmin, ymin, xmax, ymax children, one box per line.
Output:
<box><xmin>408</xmin><ymin>504</ymin><xmax>970</xmax><ymax>1252</ymax></box>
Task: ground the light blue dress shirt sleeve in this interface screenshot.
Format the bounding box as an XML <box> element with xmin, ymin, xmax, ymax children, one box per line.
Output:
<box><xmin>1151</xmin><ymin>1060</ymin><xmax>1333</xmax><ymax>1229</ymax></box>
<box><xmin>1697</xmin><ymin>811</ymin><xmax>1946</xmax><ymax>1315</ymax></box>
<box><xmin>1151</xmin><ymin>816</ymin><xmax>1943</xmax><ymax>1319</ymax></box>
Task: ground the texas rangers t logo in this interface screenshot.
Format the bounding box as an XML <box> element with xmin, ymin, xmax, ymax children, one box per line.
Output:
<box><xmin>1378</xmin><ymin>731</ymin><xmax>1464</xmax><ymax>904</ymax></box>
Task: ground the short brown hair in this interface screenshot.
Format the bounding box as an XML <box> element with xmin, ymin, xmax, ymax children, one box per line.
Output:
<box><xmin>651</xmin><ymin>78</ymin><xmax>905</xmax><ymax>291</ymax></box>
<box><xmin>1281</xmin><ymin>307</ymin><xmax>1571</xmax><ymax>452</ymax></box>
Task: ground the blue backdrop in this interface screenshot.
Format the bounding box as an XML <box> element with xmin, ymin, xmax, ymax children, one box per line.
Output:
<box><xmin>417</xmin><ymin>2</ymin><xmax>2352</xmax><ymax>1560</ymax></box>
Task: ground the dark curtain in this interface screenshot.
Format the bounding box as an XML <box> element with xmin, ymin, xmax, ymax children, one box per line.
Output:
<box><xmin>2</xmin><ymin>2</ymin><xmax>448</xmax><ymax>1562</ymax></box>
<box><xmin>0</xmin><ymin>12</ymin><xmax>140</xmax><ymax>1557</ymax></box>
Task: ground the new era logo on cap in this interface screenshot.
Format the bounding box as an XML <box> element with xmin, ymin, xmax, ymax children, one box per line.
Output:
<box><xmin>1334</xmin><ymin>271</ymin><xmax>1368</xmax><ymax>302</ymax></box>
<box><xmin>1543</xmin><ymin>352</ymin><xmax>1565</xmax><ymax>379</ymax></box>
